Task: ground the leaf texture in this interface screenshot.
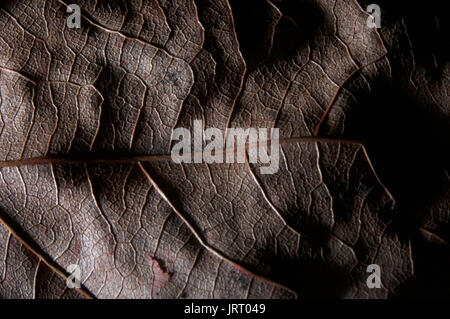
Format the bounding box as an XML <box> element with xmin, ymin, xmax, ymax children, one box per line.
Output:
<box><xmin>0</xmin><ymin>0</ymin><xmax>448</xmax><ymax>299</ymax></box>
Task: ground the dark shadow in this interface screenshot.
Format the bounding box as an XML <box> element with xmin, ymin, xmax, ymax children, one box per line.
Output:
<box><xmin>229</xmin><ymin>0</ymin><xmax>323</xmax><ymax>68</ymax></box>
<box><xmin>341</xmin><ymin>77</ymin><xmax>450</xmax><ymax>242</ymax></box>
<box><xmin>357</xmin><ymin>0</ymin><xmax>448</xmax><ymax>82</ymax></box>
<box><xmin>0</xmin><ymin>1</ymin><xmax>14</xmax><ymax>10</ymax></box>
<box><xmin>266</xmin><ymin>249</ymin><xmax>353</xmax><ymax>298</ymax></box>
<box><xmin>393</xmin><ymin>230</ymin><xmax>450</xmax><ymax>299</ymax></box>
<box><xmin>269</xmin><ymin>0</ymin><xmax>323</xmax><ymax>61</ymax></box>
<box><xmin>229</xmin><ymin>0</ymin><xmax>281</xmax><ymax>68</ymax></box>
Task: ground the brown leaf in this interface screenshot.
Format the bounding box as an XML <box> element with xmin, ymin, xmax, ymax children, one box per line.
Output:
<box><xmin>0</xmin><ymin>0</ymin><xmax>447</xmax><ymax>299</ymax></box>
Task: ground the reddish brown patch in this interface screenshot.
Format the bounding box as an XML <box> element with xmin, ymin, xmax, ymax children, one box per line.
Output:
<box><xmin>148</xmin><ymin>255</ymin><xmax>171</xmax><ymax>297</ymax></box>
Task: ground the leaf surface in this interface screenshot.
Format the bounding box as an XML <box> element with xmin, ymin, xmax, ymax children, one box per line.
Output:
<box><xmin>0</xmin><ymin>0</ymin><xmax>448</xmax><ymax>299</ymax></box>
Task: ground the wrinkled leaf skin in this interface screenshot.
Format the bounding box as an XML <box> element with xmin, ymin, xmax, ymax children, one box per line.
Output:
<box><xmin>0</xmin><ymin>0</ymin><xmax>448</xmax><ymax>299</ymax></box>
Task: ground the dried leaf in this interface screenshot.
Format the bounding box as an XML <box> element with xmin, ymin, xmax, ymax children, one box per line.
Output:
<box><xmin>0</xmin><ymin>0</ymin><xmax>448</xmax><ymax>299</ymax></box>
